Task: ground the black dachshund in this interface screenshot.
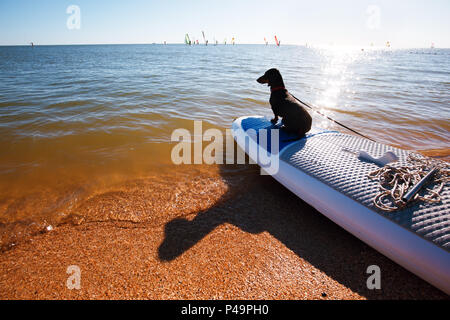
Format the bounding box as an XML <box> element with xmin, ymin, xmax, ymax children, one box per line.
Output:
<box><xmin>257</xmin><ymin>68</ymin><xmax>312</xmax><ymax>136</ymax></box>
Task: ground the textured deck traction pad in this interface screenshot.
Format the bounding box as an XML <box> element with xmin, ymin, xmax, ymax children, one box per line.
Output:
<box><xmin>280</xmin><ymin>133</ymin><xmax>450</xmax><ymax>251</ymax></box>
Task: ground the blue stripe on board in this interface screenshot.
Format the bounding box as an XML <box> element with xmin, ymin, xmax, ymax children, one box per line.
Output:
<box><xmin>240</xmin><ymin>117</ymin><xmax>337</xmax><ymax>153</ymax></box>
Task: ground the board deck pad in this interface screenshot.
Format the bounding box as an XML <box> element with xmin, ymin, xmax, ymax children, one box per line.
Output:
<box><xmin>237</xmin><ymin>116</ymin><xmax>450</xmax><ymax>252</ymax></box>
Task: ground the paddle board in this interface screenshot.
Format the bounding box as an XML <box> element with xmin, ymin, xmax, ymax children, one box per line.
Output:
<box><xmin>231</xmin><ymin>114</ymin><xmax>450</xmax><ymax>294</ymax></box>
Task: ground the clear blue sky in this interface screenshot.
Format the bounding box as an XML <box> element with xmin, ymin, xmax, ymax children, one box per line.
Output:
<box><xmin>1</xmin><ymin>0</ymin><xmax>449</xmax><ymax>47</ymax></box>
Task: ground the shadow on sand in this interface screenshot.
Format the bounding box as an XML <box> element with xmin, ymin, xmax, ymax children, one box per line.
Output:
<box><xmin>158</xmin><ymin>160</ymin><xmax>447</xmax><ymax>299</ymax></box>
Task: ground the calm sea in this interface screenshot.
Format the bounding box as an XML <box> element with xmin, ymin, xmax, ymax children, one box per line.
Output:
<box><xmin>0</xmin><ymin>44</ymin><xmax>449</xmax><ymax>243</ymax></box>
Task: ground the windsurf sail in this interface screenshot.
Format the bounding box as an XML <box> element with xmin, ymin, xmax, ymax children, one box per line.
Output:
<box><xmin>275</xmin><ymin>35</ymin><xmax>280</xmax><ymax>46</ymax></box>
<box><xmin>185</xmin><ymin>34</ymin><xmax>191</xmax><ymax>45</ymax></box>
<box><xmin>202</xmin><ymin>31</ymin><xmax>207</xmax><ymax>45</ymax></box>
<box><xmin>232</xmin><ymin>37</ymin><xmax>235</xmax><ymax>45</ymax></box>
<box><xmin>264</xmin><ymin>37</ymin><xmax>268</xmax><ymax>45</ymax></box>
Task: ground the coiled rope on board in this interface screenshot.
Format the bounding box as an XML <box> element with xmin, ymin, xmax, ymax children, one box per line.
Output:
<box><xmin>289</xmin><ymin>94</ymin><xmax>449</xmax><ymax>211</ymax></box>
<box><xmin>368</xmin><ymin>153</ymin><xmax>450</xmax><ymax>212</ymax></box>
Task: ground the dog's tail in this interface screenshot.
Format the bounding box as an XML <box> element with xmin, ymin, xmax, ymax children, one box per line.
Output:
<box><xmin>281</xmin><ymin>129</ymin><xmax>306</xmax><ymax>142</ymax></box>
<box><xmin>282</xmin><ymin>137</ymin><xmax>303</xmax><ymax>142</ymax></box>
<box><xmin>282</xmin><ymin>132</ymin><xmax>306</xmax><ymax>142</ymax></box>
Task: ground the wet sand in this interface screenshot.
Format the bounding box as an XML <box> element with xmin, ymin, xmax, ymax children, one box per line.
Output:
<box><xmin>0</xmin><ymin>163</ymin><xmax>447</xmax><ymax>300</ymax></box>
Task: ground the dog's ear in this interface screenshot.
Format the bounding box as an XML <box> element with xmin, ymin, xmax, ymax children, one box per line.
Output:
<box><xmin>257</xmin><ymin>68</ymin><xmax>282</xmax><ymax>85</ymax></box>
<box><xmin>266</xmin><ymin>68</ymin><xmax>283</xmax><ymax>86</ymax></box>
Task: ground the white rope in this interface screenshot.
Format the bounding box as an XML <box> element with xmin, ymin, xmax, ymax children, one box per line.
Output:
<box><xmin>368</xmin><ymin>153</ymin><xmax>449</xmax><ymax>211</ymax></box>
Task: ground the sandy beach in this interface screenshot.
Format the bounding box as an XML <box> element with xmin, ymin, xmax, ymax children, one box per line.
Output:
<box><xmin>0</xmin><ymin>163</ymin><xmax>447</xmax><ymax>300</ymax></box>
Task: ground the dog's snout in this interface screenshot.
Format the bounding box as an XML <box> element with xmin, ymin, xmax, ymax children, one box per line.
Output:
<box><xmin>257</xmin><ymin>76</ymin><xmax>268</xmax><ymax>84</ymax></box>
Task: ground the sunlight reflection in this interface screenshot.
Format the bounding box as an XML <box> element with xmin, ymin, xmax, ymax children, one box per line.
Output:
<box><xmin>312</xmin><ymin>47</ymin><xmax>362</xmax><ymax>129</ymax></box>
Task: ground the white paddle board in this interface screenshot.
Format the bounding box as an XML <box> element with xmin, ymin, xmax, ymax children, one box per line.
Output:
<box><xmin>231</xmin><ymin>114</ymin><xmax>450</xmax><ymax>294</ymax></box>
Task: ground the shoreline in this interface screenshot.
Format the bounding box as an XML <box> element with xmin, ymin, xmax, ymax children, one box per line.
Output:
<box><xmin>0</xmin><ymin>164</ymin><xmax>447</xmax><ymax>299</ymax></box>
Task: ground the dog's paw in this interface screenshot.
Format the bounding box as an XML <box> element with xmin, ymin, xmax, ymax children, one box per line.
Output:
<box><xmin>270</xmin><ymin>118</ymin><xmax>278</xmax><ymax>124</ymax></box>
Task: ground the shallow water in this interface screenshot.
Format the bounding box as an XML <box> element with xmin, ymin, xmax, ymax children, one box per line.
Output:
<box><xmin>0</xmin><ymin>44</ymin><xmax>449</xmax><ymax>245</ymax></box>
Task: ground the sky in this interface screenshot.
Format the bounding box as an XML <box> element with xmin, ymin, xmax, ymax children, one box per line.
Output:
<box><xmin>0</xmin><ymin>0</ymin><xmax>449</xmax><ymax>47</ymax></box>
